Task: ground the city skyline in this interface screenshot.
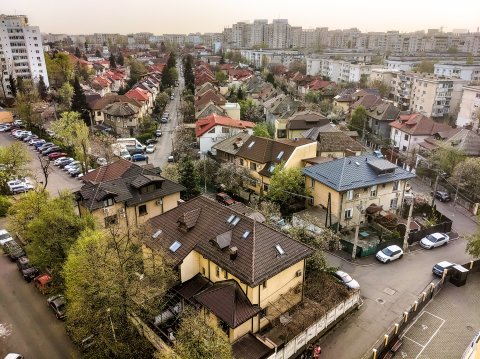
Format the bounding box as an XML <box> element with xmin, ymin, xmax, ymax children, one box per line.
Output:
<box><xmin>2</xmin><ymin>0</ymin><xmax>480</xmax><ymax>35</ymax></box>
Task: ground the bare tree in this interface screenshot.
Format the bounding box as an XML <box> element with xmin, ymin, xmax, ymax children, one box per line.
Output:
<box><xmin>37</xmin><ymin>153</ymin><xmax>52</xmax><ymax>190</ymax></box>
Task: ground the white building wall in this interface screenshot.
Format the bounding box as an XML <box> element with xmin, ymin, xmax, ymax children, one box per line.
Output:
<box><xmin>457</xmin><ymin>86</ymin><xmax>480</xmax><ymax>129</ymax></box>
<box><xmin>198</xmin><ymin>125</ymin><xmax>253</xmax><ymax>153</ymax></box>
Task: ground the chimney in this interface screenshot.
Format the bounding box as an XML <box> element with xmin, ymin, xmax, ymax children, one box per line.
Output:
<box><xmin>229</xmin><ymin>246</ymin><xmax>238</xmax><ymax>261</ymax></box>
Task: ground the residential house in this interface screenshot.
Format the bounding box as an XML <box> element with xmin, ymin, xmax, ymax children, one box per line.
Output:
<box><xmin>196</xmin><ymin>82</ymin><xmax>218</xmax><ymax>97</ymax></box>
<box><xmin>417</xmin><ymin>128</ymin><xmax>480</xmax><ymax>161</ymax></box>
<box><xmin>102</xmin><ymin>102</ymin><xmax>141</xmax><ymax>137</ymax></box>
<box><xmin>212</xmin><ymin>133</ymin><xmax>251</xmax><ymax>163</ymax></box>
<box><xmin>333</xmin><ymin>88</ymin><xmax>356</xmax><ymax>113</ymax></box>
<box><xmin>263</xmin><ymin>94</ymin><xmax>300</xmax><ymax>125</ymax></box>
<box><xmin>75</xmin><ymin>159</ymin><xmax>185</xmax><ymax>228</ymax></box>
<box><xmin>390</xmin><ymin>71</ymin><xmax>415</xmax><ymax>111</ymax></box>
<box><xmin>125</xmin><ymin>87</ymin><xmax>153</xmax><ymax>114</ymax></box>
<box><xmin>143</xmin><ymin>196</ymin><xmax>314</xmax><ymax>342</ymax></box>
<box><xmin>195</xmin><ymin>114</ymin><xmax>255</xmax><ymax>154</ymax></box>
<box><xmin>221</xmin><ymin>103</ymin><xmax>241</xmax><ymax>120</ymax></box>
<box><xmin>235</xmin><ymin>136</ymin><xmax>317</xmax><ymax>195</ymax></box>
<box><xmin>457</xmin><ymin>85</ymin><xmax>480</xmax><ymax>129</ymax></box>
<box><xmin>195</xmin><ymin>101</ymin><xmax>227</xmax><ymax>119</ymax></box>
<box><xmin>195</xmin><ymin>89</ymin><xmax>226</xmax><ymax>114</ymax></box>
<box><xmin>302</xmin><ymin>125</ymin><xmax>364</xmax><ymax>157</ymax></box>
<box><xmin>304</xmin><ymin>154</ymin><xmax>416</xmax><ymax>228</ymax></box>
<box><xmin>284</xmin><ymin>111</ymin><xmax>330</xmax><ymax>139</ymax></box>
<box><xmin>389</xmin><ymin>113</ymin><xmax>452</xmax><ymax>154</ymax></box>
<box><xmin>366</xmin><ymin>102</ymin><xmax>401</xmax><ymax>141</ymax></box>
<box><xmin>88</xmin><ymin>94</ymin><xmax>142</xmax><ymax>125</ymax></box>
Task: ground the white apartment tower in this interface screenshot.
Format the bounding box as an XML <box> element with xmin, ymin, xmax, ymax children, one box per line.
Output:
<box><xmin>269</xmin><ymin>19</ymin><xmax>291</xmax><ymax>49</ymax></box>
<box><xmin>248</xmin><ymin>19</ymin><xmax>268</xmax><ymax>47</ymax></box>
<box><xmin>0</xmin><ymin>14</ymin><xmax>49</xmax><ymax>98</ymax></box>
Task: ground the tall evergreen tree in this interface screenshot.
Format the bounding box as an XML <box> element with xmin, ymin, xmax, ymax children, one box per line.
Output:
<box><xmin>37</xmin><ymin>75</ymin><xmax>48</xmax><ymax>100</ymax></box>
<box><xmin>178</xmin><ymin>157</ymin><xmax>200</xmax><ymax>200</ymax></box>
<box><xmin>95</xmin><ymin>49</ymin><xmax>102</xmax><ymax>58</ymax></box>
<box><xmin>74</xmin><ymin>47</ymin><xmax>81</xmax><ymax>58</ymax></box>
<box><xmin>71</xmin><ymin>77</ymin><xmax>89</xmax><ymax>124</ymax></box>
<box><xmin>116</xmin><ymin>52</ymin><xmax>124</xmax><ymax>66</ymax></box>
<box><xmin>109</xmin><ymin>53</ymin><xmax>117</xmax><ymax>69</ymax></box>
<box><xmin>8</xmin><ymin>75</ymin><xmax>17</xmax><ymax>98</ymax></box>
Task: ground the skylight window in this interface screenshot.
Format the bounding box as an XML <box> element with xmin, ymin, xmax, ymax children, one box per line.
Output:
<box><xmin>169</xmin><ymin>241</ymin><xmax>182</xmax><ymax>253</ymax></box>
<box><xmin>227</xmin><ymin>214</ymin><xmax>236</xmax><ymax>223</ymax></box>
<box><xmin>269</xmin><ymin>164</ymin><xmax>275</xmax><ymax>173</ymax></box>
<box><xmin>275</xmin><ymin>244</ymin><xmax>285</xmax><ymax>256</ymax></box>
<box><xmin>248</xmin><ymin>141</ymin><xmax>255</xmax><ymax>149</ymax></box>
<box><xmin>152</xmin><ymin>230</ymin><xmax>162</xmax><ymax>239</ymax></box>
<box><xmin>276</xmin><ymin>151</ymin><xmax>284</xmax><ymax>160</ymax></box>
<box><xmin>231</xmin><ymin>216</ymin><xmax>240</xmax><ymax>226</ymax></box>
<box><xmin>242</xmin><ymin>230</ymin><xmax>251</xmax><ymax>239</ymax></box>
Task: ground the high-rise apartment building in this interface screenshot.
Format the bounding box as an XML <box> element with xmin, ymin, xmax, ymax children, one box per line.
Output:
<box><xmin>0</xmin><ymin>14</ymin><xmax>49</xmax><ymax>98</ymax></box>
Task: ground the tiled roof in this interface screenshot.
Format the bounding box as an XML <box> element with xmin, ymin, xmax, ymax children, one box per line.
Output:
<box><xmin>232</xmin><ymin>333</ymin><xmax>274</xmax><ymax>359</ymax></box>
<box><xmin>195</xmin><ymin>114</ymin><xmax>254</xmax><ymax>137</ymax></box>
<box><xmin>125</xmin><ymin>88</ymin><xmax>150</xmax><ymax>102</ymax></box>
<box><xmin>419</xmin><ymin>129</ymin><xmax>480</xmax><ymax>156</ymax></box>
<box><xmin>194</xmin><ymin>280</ymin><xmax>261</xmax><ymax>328</ymax></box>
<box><xmin>389</xmin><ymin>113</ymin><xmax>452</xmax><ymax>136</ymax></box>
<box><xmin>195</xmin><ymin>101</ymin><xmax>226</xmax><ymax>119</ymax></box>
<box><xmin>212</xmin><ymin>133</ymin><xmax>251</xmax><ymax>156</ymax></box>
<box><xmin>366</xmin><ymin>102</ymin><xmax>400</xmax><ymax>122</ymax></box>
<box><xmin>351</xmin><ymin>94</ymin><xmax>383</xmax><ymax>111</ymax></box>
<box><xmin>236</xmin><ymin>135</ymin><xmax>314</xmax><ymax>164</ymax></box>
<box><xmin>103</xmin><ymin>102</ymin><xmax>139</xmax><ymax>117</ymax></box>
<box><xmin>316</xmin><ymin>132</ymin><xmax>364</xmax><ymax>153</ymax></box>
<box><xmin>144</xmin><ymin>196</ymin><xmax>314</xmax><ymax>287</ymax></box>
<box><xmin>303</xmin><ymin>154</ymin><xmax>416</xmax><ymax>192</ymax></box>
<box><xmin>89</xmin><ymin>95</ymin><xmax>141</xmax><ymax>111</ymax></box>
<box><xmin>195</xmin><ymin>89</ymin><xmax>226</xmax><ymax>110</ymax></box>
<box><xmin>287</xmin><ymin>111</ymin><xmax>329</xmax><ymax>130</ymax></box>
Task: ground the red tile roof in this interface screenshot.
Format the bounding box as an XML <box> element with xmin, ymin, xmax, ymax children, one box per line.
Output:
<box><xmin>389</xmin><ymin>113</ymin><xmax>452</xmax><ymax>136</ymax></box>
<box><xmin>195</xmin><ymin>114</ymin><xmax>255</xmax><ymax>137</ymax></box>
<box><xmin>308</xmin><ymin>79</ymin><xmax>335</xmax><ymax>91</ymax></box>
<box><xmin>125</xmin><ymin>88</ymin><xmax>150</xmax><ymax>102</ymax></box>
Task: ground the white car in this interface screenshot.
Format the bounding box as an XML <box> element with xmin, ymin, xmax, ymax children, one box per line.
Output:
<box><xmin>0</xmin><ymin>229</ymin><xmax>14</xmax><ymax>246</ymax></box>
<box><xmin>0</xmin><ymin>124</ymin><xmax>11</xmax><ymax>132</ymax></box>
<box><xmin>333</xmin><ymin>270</ymin><xmax>360</xmax><ymax>290</ymax></box>
<box><xmin>420</xmin><ymin>232</ymin><xmax>449</xmax><ymax>249</ymax></box>
<box><xmin>64</xmin><ymin>161</ymin><xmax>80</xmax><ymax>171</ymax></box>
<box><xmin>8</xmin><ymin>182</ymin><xmax>35</xmax><ymax>194</ymax></box>
<box><xmin>96</xmin><ymin>157</ymin><xmax>108</xmax><ymax>166</ymax></box>
<box><xmin>376</xmin><ymin>245</ymin><xmax>404</xmax><ymax>263</ymax></box>
<box><xmin>4</xmin><ymin>354</ymin><xmax>24</xmax><ymax>359</ymax></box>
<box><xmin>146</xmin><ymin>144</ymin><xmax>156</xmax><ymax>153</ymax></box>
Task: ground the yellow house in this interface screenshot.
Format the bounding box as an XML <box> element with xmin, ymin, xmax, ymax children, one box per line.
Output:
<box><xmin>285</xmin><ymin>110</ymin><xmax>330</xmax><ymax>139</ymax></box>
<box><xmin>235</xmin><ymin>136</ymin><xmax>317</xmax><ymax>196</ymax></box>
<box><xmin>143</xmin><ymin>196</ymin><xmax>314</xmax><ymax>343</ymax></box>
<box><xmin>75</xmin><ymin>159</ymin><xmax>185</xmax><ymax>228</ymax></box>
<box><xmin>303</xmin><ymin>154</ymin><xmax>416</xmax><ymax>228</ymax></box>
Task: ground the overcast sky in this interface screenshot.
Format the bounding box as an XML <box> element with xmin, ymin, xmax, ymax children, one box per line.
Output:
<box><xmin>2</xmin><ymin>0</ymin><xmax>480</xmax><ymax>35</ymax></box>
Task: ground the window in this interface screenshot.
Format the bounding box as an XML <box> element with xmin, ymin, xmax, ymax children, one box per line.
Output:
<box><xmin>202</xmin><ymin>267</ymin><xmax>206</xmax><ymax>275</ymax></box>
<box><xmin>262</xmin><ymin>280</ymin><xmax>267</xmax><ymax>289</ymax></box>
<box><xmin>208</xmin><ymin>128</ymin><xmax>215</xmax><ymax>134</ymax></box>
<box><xmin>344</xmin><ymin>208</ymin><xmax>353</xmax><ymax>219</ymax></box>
<box><xmin>250</xmin><ymin>162</ymin><xmax>257</xmax><ymax>171</ymax></box>
<box><xmin>392</xmin><ymin>181</ymin><xmax>399</xmax><ymax>191</ymax></box>
<box><xmin>239</xmin><ymin>158</ymin><xmax>244</xmax><ymax>166</ymax></box>
<box><xmin>223</xmin><ymin>269</ymin><xmax>228</xmax><ymax>279</ymax></box>
<box><xmin>169</xmin><ymin>241</ymin><xmax>182</xmax><ymax>252</ymax></box>
<box><xmin>404</xmin><ymin>134</ymin><xmax>409</xmax><ymax>141</ymax></box>
<box><xmin>263</xmin><ymin>183</ymin><xmax>269</xmax><ymax>192</ymax></box>
<box><xmin>222</xmin><ymin>127</ymin><xmax>229</xmax><ymax>133</ymax></box>
<box><xmin>402</xmin><ymin>145</ymin><xmax>407</xmax><ymax>152</ymax></box>
<box><xmin>97</xmin><ymin>111</ymin><xmax>101</xmax><ymax>116</ymax></box>
<box><xmin>103</xmin><ymin>198</ymin><xmax>114</xmax><ymax>207</ymax></box>
<box><xmin>260</xmin><ymin>308</ymin><xmax>267</xmax><ymax>318</ymax></box>
<box><xmin>394</xmin><ymin>130</ymin><xmax>398</xmax><ymax>135</ymax></box>
<box><xmin>216</xmin><ymin>266</ymin><xmax>220</xmax><ymax>277</ymax></box>
<box><xmin>346</xmin><ymin>190</ymin><xmax>354</xmax><ymax>201</ymax></box>
<box><xmin>370</xmin><ymin>185</ymin><xmax>377</xmax><ymax>197</ymax></box>
<box><xmin>310</xmin><ymin>178</ymin><xmax>315</xmax><ymax>189</ymax></box>
<box><xmin>139</xmin><ymin>204</ymin><xmax>147</xmax><ymax>216</ymax></box>
<box><xmin>390</xmin><ymin>198</ymin><xmax>398</xmax><ymax>209</ymax></box>
<box><xmin>104</xmin><ymin>214</ymin><xmax>118</xmax><ymax>227</ymax></box>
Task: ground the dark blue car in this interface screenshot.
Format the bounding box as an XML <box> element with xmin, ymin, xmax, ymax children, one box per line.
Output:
<box><xmin>131</xmin><ymin>154</ymin><xmax>148</xmax><ymax>162</ymax></box>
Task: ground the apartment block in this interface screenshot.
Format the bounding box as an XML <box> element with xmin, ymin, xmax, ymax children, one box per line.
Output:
<box><xmin>306</xmin><ymin>57</ymin><xmax>375</xmax><ymax>83</ymax></box>
<box><xmin>457</xmin><ymin>85</ymin><xmax>480</xmax><ymax>129</ymax></box>
<box><xmin>434</xmin><ymin>62</ymin><xmax>480</xmax><ymax>81</ymax></box>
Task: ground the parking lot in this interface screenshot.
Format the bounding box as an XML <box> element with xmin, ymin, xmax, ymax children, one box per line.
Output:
<box><xmin>399</xmin><ymin>271</ymin><xmax>480</xmax><ymax>358</ymax></box>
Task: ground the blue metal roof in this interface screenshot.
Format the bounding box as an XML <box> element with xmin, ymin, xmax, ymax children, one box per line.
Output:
<box><xmin>303</xmin><ymin>154</ymin><xmax>416</xmax><ymax>192</ymax></box>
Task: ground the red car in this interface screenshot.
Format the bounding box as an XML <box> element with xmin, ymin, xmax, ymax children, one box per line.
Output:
<box><xmin>216</xmin><ymin>192</ymin><xmax>235</xmax><ymax>206</ymax></box>
<box><xmin>48</xmin><ymin>152</ymin><xmax>68</xmax><ymax>160</ymax></box>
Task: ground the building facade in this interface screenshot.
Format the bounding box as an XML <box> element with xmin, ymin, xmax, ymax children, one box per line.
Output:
<box><xmin>457</xmin><ymin>85</ymin><xmax>480</xmax><ymax>129</ymax></box>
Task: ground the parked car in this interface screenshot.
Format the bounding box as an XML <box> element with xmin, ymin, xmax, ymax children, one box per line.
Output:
<box><xmin>48</xmin><ymin>152</ymin><xmax>68</xmax><ymax>160</ymax></box>
<box><xmin>3</xmin><ymin>240</ymin><xmax>26</xmax><ymax>261</ymax></box>
<box><xmin>69</xmin><ymin>168</ymin><xmax>83</xmax><ymax>177</ymax></box>
<box><xmin>128</xmin><ymin>148</ymin><xmax>144</xmax><ymax>156</ymax></box>
<box><xmin>64</xmin><ymin>161</ymin><xmax>81</xmax><ymax>171</ymax></box>
<box><xmin>0</xmin><ymin>124</ymin><xmax>12</xmax><ymax>132</ymax></box>
<box><xmin>42</xmin><ymin>146</ymin><xmax>61</xmax><ymax>155</ymax></box>
<box><xmin>96</xmin><ymin>157</ymin><xmax>108</xmax><ymax>166</ymax></box>
<box><xmin>333</xmin><ymin>270</ymin><xmax>360</xmax><ymax>290</ymax></box>
<box><xmin>36</xmin><ymin>142</ymin><xmax>54</xmax><ymax>151</ymax></box>
<box><xmin>216</xmin><ymin>192</ymin><xmax>235</xmax><ymax>206</ymax></box>
<box><xmin>34</xmin><ymin>273</ymin><xmax>54</xmax><ymax>294</ymax></box>
<box><xmin>167</xmin><ymin>155</ymin><xmax>174</xmax><ymax>162</ymax></box>
<box><xmin>420</xmin><ymin>232</ymin><xmax>450</xmax><ymax>249</ymax></box>
<box><xmin>146</xmin><ymin>144</ymin><xmax>156</xmax><ymax>153</ymax></box>
<box><xmin>0</xmin><ymin>229</ymin><xmax>14</xmax><ymax>247</ymax></box>
<box><xmin>7</xmin><ymin>179</ymin><xmax>34</xmax><ymax>194</ymax></box>
<box><xmin>146</xmin><ymin>138</ymin><xmax>158</xmax><ymax>145</ymax></box>
<box><xmin>155</xmin><ymin>130</ymin><xmax>162</xmax><ymax>137</ymax></box>
<box><xmin>432</xmin><ymin>261</ymin><xmax>457</xmax><ymax>276</ymax></box>
<box><xmin>170</xmin><ymin>94</ymin><xmax>174</xmax><ymax>100</ymax></box>
<box><xmin>160</xmin><ymin>117</ymin><xmax>168</xmax><ymax>124</ymax></box>
<box><xmin>372</xmin><ymin>150</ymin><xmax>384</xmax><ymax>158</ymax></box>
<box><xmin>3</xmin><ymin>354</ymin><xmax>24</xmax><ymax>359</ymax></box>
<box><xmin>376</xmin><ymin>245</ymin><xmax>404</xmax><ymax>263</ymax></box>
<box><xmin>46</xmin><ymin>129</ymin><xmax>55</xmax><ymax>137</ymax></box>
<box><xmin>435</xmin><ymin>191</ymin><xmax>451</xmax><ymax>202</ymax></box>
<box><xmin>131</xmin><ymin>153</ymin><xmax>148</xmax><ymax>162</ymax></box>
<box><xmin>30</xmin><ymin>138</ymin><xmax>45</xmax><ymax>146</ymax></box>
<box><xmin>16</xmin><ymin>256</ymin><xmax>39</xmax><ymax>281</ymax></box>
<box><xmin>56</xmin><ymin>157</ymin><xmax>74</xmax><ymax>167</ymax></box>
<box><xmin>47</xmin><ymin>294</ymin><xmax>67</xmax><ymax>320</ymax></box>
<box><xmin>23</xmin><ymin>135</ymin><xmax>38</xmax><ymax>142</ymax></box>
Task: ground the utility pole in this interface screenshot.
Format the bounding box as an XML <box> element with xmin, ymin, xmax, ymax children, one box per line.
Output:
<box><xmin>352</xmin><ymin>203</ymin><xmax>364</xmax><ymax>260</ymax></box>
<box><xmin>403</xmin><ymin>200</ymin><xmax>414</xmax><ymax>252</ymax></box>
<box><xmin>431</xmin><ymin>174</ymin><xmax>439</xmax><ymax>207</ymax></box>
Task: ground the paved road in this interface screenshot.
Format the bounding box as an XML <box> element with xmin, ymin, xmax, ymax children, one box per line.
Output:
<box><xmin>319</xmin><ymin>237</ymin><xmax>473</xmax><ymax>359</ymax></box>
<box><xmin>0</xmin><ymin>246</ymin><xmax>80</xmax><ymax>358</ymax></box>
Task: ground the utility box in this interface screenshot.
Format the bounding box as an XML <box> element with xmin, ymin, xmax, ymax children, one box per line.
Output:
<box><xmin>449</xmin><ymin>264</ymin><xmax>469</xmax><ymax>287</ymax></box>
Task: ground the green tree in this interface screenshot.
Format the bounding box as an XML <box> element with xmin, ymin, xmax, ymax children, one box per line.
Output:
<box><xmin>37</xmin><ymin>75</ymin><xmax>48</xmax><ymax>100</ymax></box>
<box><xmin>215</xmin><ymin>71</ymin><xmax>228</xmax><ymax>85</ymax></box>
<box><xmin>109</xmin><ymin>53</ymin><xmax>117</xmax><ymax>69</ymax></box>
<box><xmin>74</xmin><ymin>47</ymin><xmax>82</xmax><ymax>58</ymax></box>
<box><xmin>267</xmin><ymin>164</ymin><xmax>308</xmax><ymax>215</ymax></box>
<box><xmin>161</xmin><ymin>163</ymin><xmax>180</xmax><ymax>183</ymax></box>
<box><xmin>58</xmin><ymin>82</ymin><xmax>74</xmax><ymax>110</ymax></box>
<box><xmin>266</xmin><ymin>72</ymin><xmax>275</xmax><ymax>85</ymax></box>
<box><xmin>127</xmin><ymin>57</ymin><xmax>147</xmax><ymax>87</ymax></box>
<box><xmin>253</xmin><ymin>123</ymin><xmax>271</xmax><ymax>138</ymax></box>
<box><xmin>305</xmin><ymin>91</ymin><xmax>320</xmax><ymax>104</ymax></box>
<box><xmin>0</xmin><ymin>142</ymin><xmax>31</xmax><ymax>194</ymax></box>
<box><xmin>64</xmin><ymin>226</ymin><xmax>175</xmax><ymax>358</ymax></box>
<box><xmin>215</xmin><ymin>162</ymin><xmax>252</xmax><ymax>196</ymax></box>
<box><xmin>8</xmin><ymin>74</ymin><xmax>17</xmax><ymax>98</ymax></box>
<box><xmin>429</xmin><ymin>144</ymin><xmax>466</xmax><ymax>176</ymax></box>
<box><xmin>466</xmin><ymin>224</ymin><xmax>480</xmax><ymax>258</ymax></box>
<box><xmin>0</xmin><ymin>195</ymin><xmax>12</xmax><ymax>217</ymax></box>
<box><xmin>169</xmin><ymin>67</ymin><xmax>178</xmax><ymax>82</ymax></box>
<box><xmin>51</xmin><ymin>111</ymin><xmax>90</xmax><ymax>172</ymax></box>
<box><xmin>71</xmin><ymin>77</ymin><xmax>89</xmax><ymax>124</ymax></box>
<box><xmin>349</xmin><ymin>106</ymin><xmax>369</xmax><ymax>139</ymax></box>
<box><xmin>178</xmin><ymin>157</ymin><xmax>199</xmax><ymax>200</ymax></box>
<box><xmin>117</xmin><ymin>52</ymin><xmax>124</xmax><ymax>66</ymax></box>
<box><xmin>154</xmin><ymin>92</ymin><xmax>170</xmax><ymax>115</ymax></box>
<box><xmin>194</xmin><ymin>157</ymin><xmax>219</xmax><ymax>189</ymax></box>
<box><xmin>7</xmin><ymin>189</ymin><xmax>48</xmax><ymax>238</ymax></box>
<box><xmin>413</xmin><ymin>60</ymin><xmax>434</xmax><ymax>74</ymax></box>
<box><xmin>173</xmin><ymin>309</ymin><xmax>233</xmax><ymax>359</ymax></box>
<box><xmin>239</xmin><ymin>98</ymin><xmax>262</xmax><ymax>122</ymax></box>
<box><xmin>453</xmin><ymin>157</ymin><xmax>480</xmax><ymax>196</ymax></box>
<box><xmin>369</xmin><ymin>79</ymin><xmax>389</xmax><ymax>98</ymax></box>
<box><xmin>319</xmin><ymin>99</ymin><xmax>333</xmax><ymax>114</ymax></box>
<box><xmin>180</xmin><ymin>99</ymin><xmax>195</xmax><ymax>124</ymax></box>
<box><xmin>95</xmin><ymin>49</ymin><xmax>102</xmax><ymax>58</ymax></box>
<box><xmin>45</xmin><ymin>52</ymin><xmax>74</xmax><ymax>88</ymax></box>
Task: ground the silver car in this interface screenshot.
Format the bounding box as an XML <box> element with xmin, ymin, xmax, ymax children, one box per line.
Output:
<box><xmin>334</xmin><ymin>270</ymin><xmax>360</xmax><ymax>290</ymax></box>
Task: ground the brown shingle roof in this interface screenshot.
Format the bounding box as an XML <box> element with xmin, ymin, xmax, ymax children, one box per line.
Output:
<box><xmin>89</xmin><ymin>94</ymin><xmax>141</xmax><ymax>111</ymax></box>
<box><xmin>145</xmin><ymin>196</ymin><xmax>314</xmax><ymax>286</ymax></box>
<box><xmin>286</xmin><ymin>111</ymin><xmax>329</xmax><ymax>130</ymax></box>
<box><xmin>317</xmin><ymin>132</ymin><xmax>364</xmax><ymax>153</ymax></box>
<box><xmin>390</xmin><ymin>113</ymin><xmax>452</xmax><ymax>136</ymax></box>
<box><xmin>232</xmin><ymin>333</ymin><xmax>274</xmax><ymax>359</ymax></box>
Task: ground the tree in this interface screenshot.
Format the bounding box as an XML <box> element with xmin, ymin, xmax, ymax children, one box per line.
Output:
<box><xmin>75</xmin><ymin>47</ymin><xmax>82</xmax><ymax>58</ymax></box>
<box><xmin>58</xmin><ymin>82</ymin><xmax>74</xmax><ymax>110</ymax></box>
<box><xmin>178</xmin><ymin>157</ymin><xmax>199</xmax><ymax>200</ymax></box>
<box><xmin>288</xmin><ymin>60</ymin><xmax>306</xmax><ymax>75</ymax></box>
<box><xmin>239</xmin><ymin>98</ymin><xmax>263</xmax><ymax>122</ymax></box>
<box><xmin>349</xmin><ymin>106</ymin><xmax>369</xmax><ymax>139</ymax></box>
<box><xmin>36</xmin><ymin>152</ymin><xmax>52</xmax><ymax>190</ymax></box>
<box><xmin>215</xmin><ymin>71</ymin><xmax>228</xmax><ymax>85</ymax></box>
<box><xmin>369</xmin><ymin>79</ymin><xmax>389</xmax><ymax>98</ymax></box>
<box><xmin>466</xmin><ymin>225</ymin><xmax>480</xmax><ymax>258</ymax></box>
<box><xmin>0</xmin><ymin>142</ymin><xmax>31</xmax><ymax>194</ymax></box>
<box><xmin>161</xmin><ymin>163</ymin><xmax>180</xmax><ymax>183</ymax></box>
<box><xmin>305</xmin><ymin>91</ymin><xmax>321</xmax><ymax>104</ymax></box>
<box><xmin>117</xmin><ymin>52</ymin><xmax>124</xmax><ymax>66</ymax></box>
<box><xmin>95</xmin><ymin>49</ymin><xmax>102</xmax><ymax>58</ymax></box>
<box><xmin>127</xmin><ymin>57</ymin><xmax>147</xmax><ymax>87</ymax></box>
<box><xmin>64</xmin><ymin>226</ymin><xmax>175</xmax><ymax>358</ymax></box>
<box><xmin>429</xmin><ymin>144</ymin><xmax>466</xmax><ymax>176</ymax></box>
<box><xmin>7</xmin><ymin>189</ymin><xmax>48</xmax><ymax>239</ymax></box>
<box><xmin>413</xmin><ymin>60</ymin><xmax>434</xmax><ymax>74</ymax></box>
<box><xmin>8</xmin><ymin>75</ymin><xmax>17</xmax><ymax>98</ymax></box>
<box><xmin>37</xmin><ymin>75</ymin><xmax>48</xmax><ymax>100</ymax></box>
<box><xmin>319</xmin><ymin>99</ymin><xmax>333</xmax><ymax>114</ymax></box>
<box><xmin>172</xmin><ymin>309</ymin><xmax>233</xmax><ymax>359</ymax></box>
<box><xmin>180</xmin><ymin>99</ymin><xmax>195</xmax><ymax>124</ymax></box>
<box><xmin>253</xmin><ymin>123</ymin><xmax>271</xmax><ymax>138</ymax></box>
<box><xmin>194</xmin><ymin>157</ymin><xmax>219</xmax><ymax>189</ymax></box>
<box><xmin>215</xmin><ymin>162</ymin><xmax>251</xmax><ymax>196</ymax></box>
<box><xmin>71</xmin><ymin>77</ymin><xmax>89</xmax><ymax>124</ymax></box>
<box><xmin>109</xmin><ymin>54</ymin><xmax>117</xmax><ymax>69</ymax></box>
<box><xmin>453</xmin><ymin>157</ymin><xmax>480</xmax><ymax>196</ymax></box>
<box><xmin>154</xmin><ymin>92</ymin><xmax>170</xmax><ymax>115</ymax></box>
<box><xmin>267</xmin><ymin>165</ymin><xmax>308</xmax><ymax>215</ymax></box>
<box><xmin>45</xmin><ymin>52</ymin><xmax>74</xmax><ymax>88</ymax></box>
<box><xmin>265</xmin><ymin>72</ymin><xmax>275</xmax><ymax>85</ymax></box>
<box><xmin>51</xmin><ymin>111</ymin><xmax>90</xmax><ymax>172</ymax></box>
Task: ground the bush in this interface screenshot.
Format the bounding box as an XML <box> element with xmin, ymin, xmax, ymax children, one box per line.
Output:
<box><xmin>0</xmin><ymin>195</ymin><xmax>12</xmax><ymax>217</ymax></box>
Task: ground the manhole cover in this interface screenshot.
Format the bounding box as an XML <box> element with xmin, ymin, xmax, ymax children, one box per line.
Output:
<box><xmin>467</xmin><ymin>325</ymin><xmax>474</xmax><ymax>331</ymax></box>
<box><xmin>383</xmin><ymin>288</ymin><xmax>396</xmax><ymax>296</ymax></box>
<box><xmin>376</xmin><ymin>298</ymin><xmax>385</xmax><ymax>304</ymax></box>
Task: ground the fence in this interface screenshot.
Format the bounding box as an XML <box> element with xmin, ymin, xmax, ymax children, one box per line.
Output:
<box><xmin>265</xmin><ymin>291</ymin><xmax>361</xmax><ymax>359</ymax></box>
<box><xmin>362</xmin><ymin>259</ymin><xmax>480</xmax><ymax>359</ymax></box>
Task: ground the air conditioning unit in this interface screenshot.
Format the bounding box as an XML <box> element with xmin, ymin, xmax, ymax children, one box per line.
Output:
<box><xmin>118</xmin><ymin>208</ymin><xmax>126</xmax><ymax>217</ymax></box>
<box><xmin>295</xmin><ymin>270</ymin><xmax>302</xmax><ymax>277</ymax></box>
<box><xmin>354</xmin><ymin>193</ymin><xmax>360</xmax><ymax>199</ymax></box>
<box><xmin>155</xmin><ymin>199</ymin><xmax>163</xmax><ymax>206</ymax></box>
<box><xmin>103</xmin><ymin>208</ymin><xmax>110</xmax><ymax>216</ymax></box>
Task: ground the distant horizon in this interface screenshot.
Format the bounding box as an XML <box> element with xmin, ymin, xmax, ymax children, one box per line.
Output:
<box><xmin>2</xmin><ymin>0</ymin><xmax>480</xmax><ymax>35</ymax></box>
